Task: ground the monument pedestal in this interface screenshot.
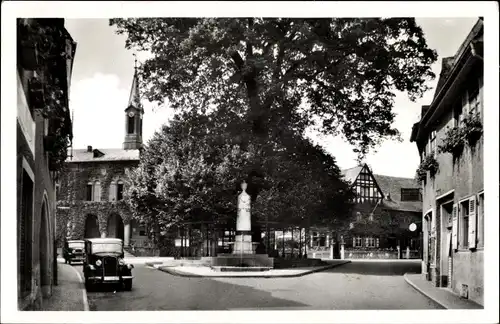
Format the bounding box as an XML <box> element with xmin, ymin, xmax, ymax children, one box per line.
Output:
<box><xmin>232</xmin><ymin>234</ymin><xmax>257</xmax><ymax>255</ymax></box>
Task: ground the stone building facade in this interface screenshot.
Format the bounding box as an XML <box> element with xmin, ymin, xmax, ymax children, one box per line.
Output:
<box><xmin>410</xmin><ymin>19</ymin><xmax>484</xmax><ymax>306</ymax></box>
<box><xmin>56</xmin><ymin>69</ymin><xmax>150</xmax><ymax>252</ymax></box>
<box><xmin>309</xmin><ymin>164</ymin><xmax>422</xmax><ymax>260</ymax></box>
<box><xmin>17</xmin><ymin>18</ymin><xmax>76</xmax><ymax>310</ymax></box>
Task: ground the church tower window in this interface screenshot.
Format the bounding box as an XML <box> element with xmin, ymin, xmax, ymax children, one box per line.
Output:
<box><xmin>127</xmin><ymin>115</ymin><xmax>135</xmax><ymax>134</ymax></box>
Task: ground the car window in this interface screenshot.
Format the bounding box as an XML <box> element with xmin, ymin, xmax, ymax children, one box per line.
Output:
<box><xmin>68</xmin><ymin>242</ymin><xmax>84</xmax><ymax>249</ymax></box>
<box><xmin>92</xmin><ymin>243</ymin><xmax>122</xmax><ymax>254</ymax></box>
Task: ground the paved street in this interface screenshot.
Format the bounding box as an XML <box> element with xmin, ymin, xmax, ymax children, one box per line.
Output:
<box><xmin>74</xmin><ymin>260</ymin><xmax>442</xmax><ymax>310</ymax></box>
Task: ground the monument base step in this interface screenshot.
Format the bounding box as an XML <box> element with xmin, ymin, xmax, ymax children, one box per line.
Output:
<box><xmin>211</xmin><ymin>254</ymin><xmax>274</xmax><ymax>268</ymax></box>
<box><xmin>211</xmin><ymin>266</ymin><xmax>272</xmax><ymax>272</ymax></box>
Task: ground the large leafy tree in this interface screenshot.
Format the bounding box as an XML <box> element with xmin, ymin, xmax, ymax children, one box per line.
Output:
<box><xmin>125</xmin><ymin>110</ymin><xmax>354</xmax><ymax>232</ymax></box>
<box><xmin>111</xmin><ymin>18</ymin><xmax>437</xmax><ymax>158</ymax></box>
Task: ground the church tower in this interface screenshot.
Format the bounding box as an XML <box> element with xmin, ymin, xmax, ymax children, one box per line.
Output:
<box><xmin>123</xmin><ymin>58</ymin><xmax>144</xmax><ymax>150</ymax></box>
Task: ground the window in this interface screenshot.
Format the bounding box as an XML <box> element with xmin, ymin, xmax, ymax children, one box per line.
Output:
<box><xmin>86</xmin><ymin>183</ymin><xmax>93</xmax><ymax>201</ymax></box>
<box><xmin>127</xmin><ymin>116</ymin><xmax>135</xmax><ymax>134</ymax></box>
<box><xmin>93</xmin><ymin>181</ymin><xmax>101</xmax><ymax>202</ymax></box>
<box><xmin>468</xmin><ymin>77</ymin><xmax>481</xmax><ymax>115</ymax></box>
<box><xmin>429</xmin><ymin>130</ymin><xmax>436</xmax><ymax>156</ymax></box>
<box><xmin>139</xmin><ymin>118</ymin><xmax>143</xmax><ymax>136</ymax></box>
<box><xmin>312</xmin><ymin>231</ymin><xmax>318</xmax><ymax>246</ymax></box>
<box><xmin>401</xmin><ymin>188</ymin><xmax>421</xmax><ymax>201</ymax></box>
<box><xmin>365</xmin><ymin>237</ymin><xmax>379</xmax><ymax>248</ymax></box>
<box><xmin>139</xmin><ymin>227</ymin><xmax>146</xmax><ymax>236</ymax></box>
<box><xmin>454</xmin><ymin>99</ymin><xmax>463</xmax><ymax>127</ymax></box>
<box><xmin>356</xmin><ymin>212</ymin><xmax>362</xmax><ymax>221</ymax></box>
<box><xmin>477</xmin><ymin>193</ymin><xmax>484</xmax><ymax>248</ymax></box>
<box><xmin>319</xmin><ymin>235</ymin><xmax>326</xmax><ymax>247</ymax></box>
<box><xmin>117</xmin><ymin>181</ymin><xmax>124</xmax><ymax>201</ymax></box>
<box><xmin>459</xmin><ymin>199</ymin><xmax>470</xmax><ymax>249</ymax></box>
<box><xmin>55</xmin><ymin>183</ymin><xmax>60</xmax><ymax>200</ymax></box>
<box><xmin>353</xmin><ymin>237</ymin><xmax>363</xmax><ymax>247</ymax></box>
<box><xmin>368</xmin><ymin>213</ymin><xmax>374</xmax><ymax>221</ymax></box>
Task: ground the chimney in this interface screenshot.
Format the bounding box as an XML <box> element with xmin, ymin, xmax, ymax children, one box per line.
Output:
<box><xmin>87</xmin><ymin>145</ymin><xmax>92</xmax><ymax>152</ymax></box>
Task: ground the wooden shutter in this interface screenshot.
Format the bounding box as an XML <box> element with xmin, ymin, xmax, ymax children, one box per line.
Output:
<box><xmin>468</xmin><ymin>196</ymin><xmax>477</xmax><ymax>249</ymax></box>
<box><xmin>452</xmin><ymin>204</ymin><xmax>458</xmax><ymax>250</ymax></box>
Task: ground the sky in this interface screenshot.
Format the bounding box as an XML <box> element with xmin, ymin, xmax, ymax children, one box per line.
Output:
<box><xmin>64</xmin><ymin>17</ymin><xmax>479</xmax><ymax>178</ymax></box>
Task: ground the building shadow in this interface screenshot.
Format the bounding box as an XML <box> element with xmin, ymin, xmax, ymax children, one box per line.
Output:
<box><xmin>324</xmin><ymin>260</ymin><xmax>422</xmax><ymax>276</ymax></box>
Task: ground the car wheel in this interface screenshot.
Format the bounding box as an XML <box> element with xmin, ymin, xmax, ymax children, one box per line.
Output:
<box><xmin>123</xmin><ymin>279</ymin><xmax>132</xmax><ymax>291</ymax></box>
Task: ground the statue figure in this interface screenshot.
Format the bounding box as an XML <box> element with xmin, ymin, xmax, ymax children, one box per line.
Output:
<box><xmin>236</xmin><ymin>181</ymin><xmax>251</xmax><ymax>231</ymax></box>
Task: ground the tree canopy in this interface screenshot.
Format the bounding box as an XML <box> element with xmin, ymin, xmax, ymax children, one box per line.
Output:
<box><xmin>111</xmin><ymin>18</ymin><xmax>437</xmax><ymax>158</ymax></box>
<box><xmin>125</xmin><ymin>109</ymin><xmax>354</xmax><ymax>232</ymax></box>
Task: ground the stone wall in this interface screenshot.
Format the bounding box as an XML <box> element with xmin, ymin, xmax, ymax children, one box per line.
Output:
<box><xmin>56</xmin><ymin>201</ymin><xmax>132</xmax><ymax>244</ymax></box>
<box><xmin>58</xmin><ymin>160</ymin><xmax>138</xmax><ymax>202</ymax></box>
<box><xmin>345</xmin><ymin>249</ymin><xmax>399</xmax><ymax>259</ymax></box>
<box><xmin>56</xmin><ymin>159</ymin><xmax>139</xmax><ymax>247</ymax></box>
<box><xmin>17</xmin><ymin>111</ymin><xmax>57</xmax><ymax>310</ymax></box>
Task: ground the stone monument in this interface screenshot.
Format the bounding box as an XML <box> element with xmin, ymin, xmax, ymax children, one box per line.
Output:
<box><xmin>232</xmin><ymin>181</ymin><xmax>257</xmax><ymax>254</ymax></box>
<box><xmin>211</xmin><ymin>180</ymin><xmax>273</xmax><ymax>269</ymax></box>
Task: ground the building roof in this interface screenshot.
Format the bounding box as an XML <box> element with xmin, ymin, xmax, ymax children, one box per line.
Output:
<box><xmin>373</xmin><ymin>174</ymin><xmax>422</xmax><ymax>213</ymax></box>
<box><xmin>341</xmin><ymin>165</ymin><xmax>363</xmax><ymax>183</ymax></box>
<box><xmin>415</xmin><ymin>18</ymin><xmax>483</xmax><ymax>140</ymax></box>
<box><xmin>433</xmin><ymin>57</ymin><xmax>455</xmax><ymax>100</ymax></box>
<box><xmin>126</xmin><ymin>69</ymin><xmax>144</xmax><ymax>112</ymax></box>
<box><xmin>67</xmin><ymin>148</ymin><xmax>140</xmax><ymax>163</ymax></box>
<box><xmin>341</xmin><ymin>164</ymin><xmax>422</xmax><ymax>213</ymax></box>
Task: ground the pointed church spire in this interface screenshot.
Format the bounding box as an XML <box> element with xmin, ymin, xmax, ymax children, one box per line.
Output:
<box><xmin>128</xmin><ymin>53</ymin><xmax>143</xmax><ymax>111</ymax></box>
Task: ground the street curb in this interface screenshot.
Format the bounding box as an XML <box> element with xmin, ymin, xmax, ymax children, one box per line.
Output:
<box><xmin>403</xmin><ymin>273</ymin><xmax>446</xmax><ymax>309</ymax></box>
<box><xmin>156</xmin><ymin>261</ymin><xmax>351</xmax><ymax>278</ymax></box>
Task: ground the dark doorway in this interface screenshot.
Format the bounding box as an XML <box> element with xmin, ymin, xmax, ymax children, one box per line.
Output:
<box><xmin>107</xmin><ymin>214</ymin><xmax>124</xmax><ymax>240</ymax></box>
<box><xmin>84</xmin><ymin>214</ymin><xmax>100</xmax><ymax>238</ymax></box>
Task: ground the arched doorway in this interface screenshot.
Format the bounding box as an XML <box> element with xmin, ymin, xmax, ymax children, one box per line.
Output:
<box><xmin>107</xmin><ymin>213</ymin><xmax>124</xmax><ymax>241</ymax></box>
<box><xmin>84</xmin><ymin>214</ymin><xmax>100</xmax><ymax>238</ymax></box>
<box><xmin>39</xmin><ymin>200</ymin><xmax>50</xmax><ymax>297</ymax></box>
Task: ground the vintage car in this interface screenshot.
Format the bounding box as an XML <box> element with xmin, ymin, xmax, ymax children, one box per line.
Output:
<box><xmin>83</xmin><ymin>238</ymin><xmax>134</xmax><ymax>291</ymax></box>
<box><xmin>63</xmin><ymin>239</ymin><xmax>85</xmax><ymax>264</ymax></box>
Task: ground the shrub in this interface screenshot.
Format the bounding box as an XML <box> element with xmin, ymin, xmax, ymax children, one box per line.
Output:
<box><xmin>415</xmin><ymin>154</ymin><xmax>439</xmax><ymax>182</ymax></box>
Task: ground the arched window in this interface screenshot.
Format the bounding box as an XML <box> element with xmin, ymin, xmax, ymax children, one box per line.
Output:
<box><xmin>86</xmin><ymin>182</ymin><xmax>93</xmax><ymax>201</ymax></box>
<box><xmin>93</xmin><ymin>181</ymin><xmax>101</xmax><ymax>202</ymax></box>
<box><xmin>127</xmin><ymin>116</ymin><xmax>135</xmax><ymax>134</ymax></box>
<box><xmin>117</xmin><ymin>180</ymin><xmax>124</xmax><ymax>201</ymax></box>
<box><xmin>109</xmin><ymin>181</ymin><xmax>117</xmax><ymax>201</ymax></box>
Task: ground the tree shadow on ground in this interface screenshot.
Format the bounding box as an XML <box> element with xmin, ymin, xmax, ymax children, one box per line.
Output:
<box><xmin>323</xmin><ymin>260</ymin><xmax>422</xmax><ymax>276</ymax></box>
<box><xmin>86</xmin><ymin>266</ymin><xmax>310</xmax><ymax>310</ymax></box>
